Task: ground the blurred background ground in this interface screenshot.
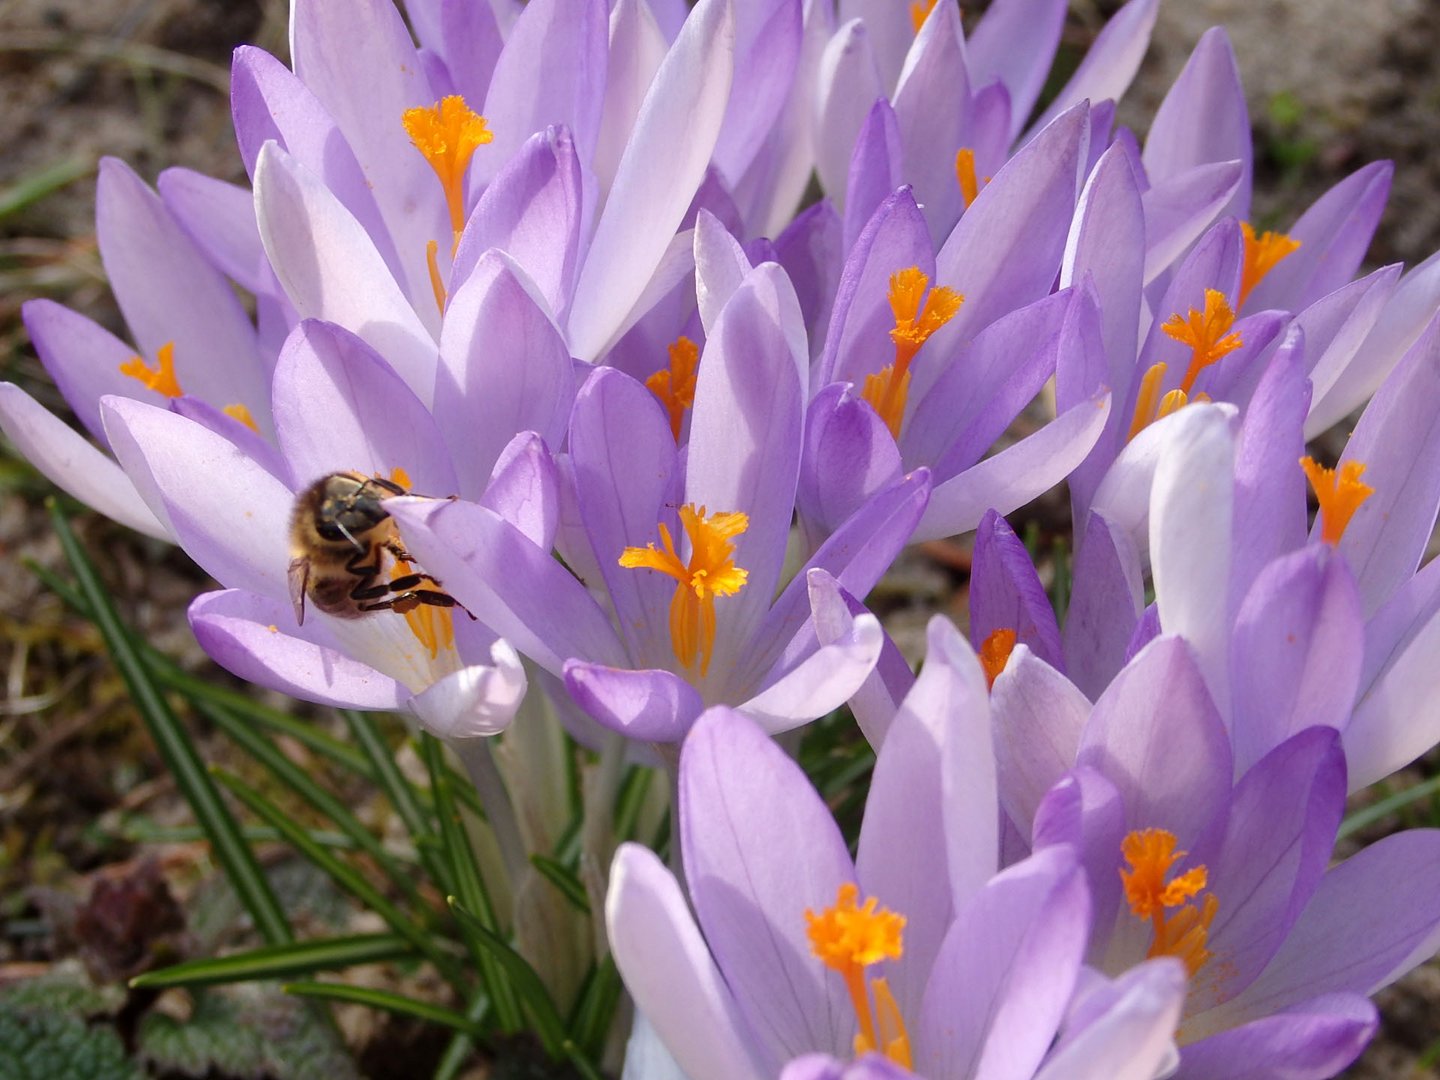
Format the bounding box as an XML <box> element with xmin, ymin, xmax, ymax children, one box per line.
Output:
<box><xmin>0</xmin><ymin>0</ymin><xmax>1437</xmax><ymax>1075</ymax></box>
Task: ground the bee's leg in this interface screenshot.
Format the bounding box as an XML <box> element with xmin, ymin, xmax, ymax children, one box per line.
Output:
<box><xmin>385</xmin><ymin>571</ymin><xmax>444</xmax><ymax>591</ymax></box>
<box><xmin>345</xmin><ymin>551</ymin><xmax>381</xmax><ymax>577</ymax></box>
<box><xmin>362</xmin><ymin>590</ymin><xmax>477</xmax><ymax>621</ymax></box>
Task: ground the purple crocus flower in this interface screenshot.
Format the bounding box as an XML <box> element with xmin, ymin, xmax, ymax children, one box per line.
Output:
<box><xmin>800</xmin><ymin>104</ymin><xmax>1112</xmax><ymax>546</ymax></box>
<box><xmin>389</xmin><ymin>261</ymin><xmax>930</xmax><ymax>743</ymax></box>
<box><xmin>606</xmin><ymin>619</ymin><xmax>1186</xmax><ymax>1079</ymax></box>
<box><xmin>1006</xmin><ymin>634</ymin><xmax>1440</xmax><ymax>1078</ymax></box>
<box><xmin>97</xmin><ymin>317</ymin><xmax>532</xmax><ymax>742</ymax></box>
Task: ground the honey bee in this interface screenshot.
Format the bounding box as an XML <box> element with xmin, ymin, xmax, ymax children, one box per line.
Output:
<box><xmin>287</xmin><ymin>471</ymin><xmax>469</xmax><ymax>625</ymax></box>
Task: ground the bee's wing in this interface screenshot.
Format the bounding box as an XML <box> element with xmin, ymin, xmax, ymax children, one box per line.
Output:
<box><xmin>287</xmin><ymin>556</ymin><xmax>310</xmax><ymax>625</ymax></box>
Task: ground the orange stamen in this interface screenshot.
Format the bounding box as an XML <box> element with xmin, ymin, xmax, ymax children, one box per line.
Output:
<box><xmin>403</xmin><ymin>95</ymin><xmax>492</xmax><ymax>240</ymax></box>
<box><xmin>861</xmin><ymin>267</ymin><xmax>963</xmax><ymax>439</ymax></box>
<box><xmin>979</xmin><ymin>627</ymin><xmax>1017</xmax><ymax>689</ymax></box>
<box><xmin>426</xmin><ymin>239</ymin><xmax>447</xmax><ymax>316</ymax></box>
<box><xmin>1301</xmin><ymin>457</ymin><xmax>1374</xmax><ymax>546</ymax></box>
<box><xmin>1239</xmin><ymin>222</ymin><xmax>1301</xmax><ymax>308</ymax></box>
<box><xmin>646</xmin><ymin>336</ymin><xmax>700</xmax><ymax>441</ymax></box>
<box><xmin>1127</xmin><ymin>362</ymin><xmax>1169</xmax><ymax>441</ymax></box>
<box><xmin>806</xmin><ymin>883</ymin><xmax>912</xmax><ymax>1068</ymax></box>
<box><xmin>619</xmin><ymin>505</ymin><xmax>749</xmax><ymax>676</ymax></box>
<box><xmin>119</xmin><ymin>341</ymin><xmax>182</xmax><ymax>398</ymax></box>
<box><xmin>1121</xmin><ymin>828</ymin><xmax>1217</xmax><ymax>978</ymax></box>
<box><xmin>1161</xmin><ymin>289</ymin><xmax>1244</xmax><ymax>397</ymax></box>
<box><xmin>222</xmin><ymin>403</ymin><xmax>260</xmax><ymax>433</ymax></box>
<box><xmin>956</xmin><ymin>148</ymin><xmax>979</xmax><ymax>209</ymax></box>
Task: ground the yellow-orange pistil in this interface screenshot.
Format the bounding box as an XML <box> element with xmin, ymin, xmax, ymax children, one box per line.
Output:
<box><xmin>119</xmin><ymin>341</ymin><xmax>183</xmax><ymax>398</ymax></box>
<box><xmin>1128</xmin><ymin>289</ymin><xmax>1242</xmax><ymax>440</ymax></box>
<box><xmin>979</xmin><ymin>627</ymin><xmax>1017</xmax><ymax>689</ymax></box>
<box><xmin>1121</xmin><ymin>828</ymin><xmax>1218</xmax><ymax>978</ymax></box>
<box><xmin>646</xmin><ymin>336</ymin><xmax>700</xmax><ymax>441</ymax></box>
<box><xmin>388</xmin><ymin>466</ymin><xmax>456</xmax><ymax>660</ymax></box>
<box><xmin>909</xmin><ymin>0</ymin><xmax>939</xmax><ymax>34</ymax></box>
<box><xmin>1239</xmin><ymin>222</ymin><xmax>1301</xmax><ymax>308</ymax></box>
<box><xmin>618</xmin><ymin>505</ymin><xmax>749</xmax><ymax>676</ymax></box>
<box><xmin>223</xmin><ymin>403</ymin><xmax>260</xmax><ymax>433</ymax></box>
<box><xmin>861</xmin><ymin>267</ymin><xmax>964</xmax><ymax>439</ymax></box>
<box><xmin>806</xmin><ymin>883</ymin><xmax>913</xmax><ymax>1068</ymax></box>
<box><xmin>403</xmin><ymin>95</ymin><xmax>492</xmax><ymax>313</ymax></box>
<box><xmin>955</xmin><ymin>148</ymin><xmax>980</xmax><ymax>209</ymax></box>
<box><xmin>1301</xmin><ymin>456</ymin><xmax>1375</xmax><ymax>546</ymax></box>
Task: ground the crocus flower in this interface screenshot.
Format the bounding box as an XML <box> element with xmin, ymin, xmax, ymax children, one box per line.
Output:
<box><xmin>1008</xmin><ymin>635</ymin><xmax>1440</xmax><ymax>1078</ymax></box>
<box><xmin>606</xmin><ymin>618</ymin><xmax>1187</xmax><ymax>1079</ymax></box>
<box><xmin>389</xmin><ymin>261</ymin><xmax>929</xmax><ymax>743</ymax></box>
<box><xmin>98</xmin><ymin>317</ymin><xmax>530</xmax><ymax>742</ymax></box>
<box><xmin>800</xmin><ymin>104</ymin><xmax>1112</xmax><ymax>546</ymax></box>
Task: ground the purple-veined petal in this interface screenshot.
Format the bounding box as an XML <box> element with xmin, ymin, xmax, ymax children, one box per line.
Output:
<box><xmin>686</xmin><ymin>264</ymin><xmax>806</xmax><ymax>673</ymax></box>
<box><xmin>1063</xmin><ymin>510</ymin><xmax>1142</xmax><ymax>701</ymax></box>
<box><xmin>272</xmin><ymin>319</ymin><xmax>457</xmax><ymax>495</ymax></box>
<box><xmin>843</xmin><ymin>99</ymin><xmax>904</xmax><ymax>255</ymax></box>
<box><xmin>254</xmin><ymin>143</ymin><xmax>438</xmax><ymax>403</ymax></box>
<box><xmin>188</xmin><ymin>589</ymin><xmax>408</xmax><ymax>710</ymax></box>
<box><xmin>1245</xmin><ymin>161</ymin><xmax>1393</xmax><ymax>313</ymax></box>
<box><xmin>797</xmin><ymin>382</ymin><xmax>902</xmax><ymax>546</ymax></box>
<box><xmin>96</xmin><ymin>158</ymin><xmax>269</xmax><ymax>419</ymax></box>
<box><xmin>101</xmin><ymin>396</ymin><xmax>292</xmax><ymax>597</ymax></box>
<box><xmin>694</xmin><ymin>210</ymin><xmax>753</xmax><ymax>336</ymax></box>
<box><xmin>157</xmin><ymin>168</ymin><xmax>274</xmax><ymax>299</ymax></box>
<box><xmin>567</xmin><ymin>0</ymin><xmax>736</xmax><ymax>362</ymax></box>
<box><xmin>814</xmin><ymin>18</ymin><xmax>884</xmax><ymax>206</ymax></box>
<box><xmin>1332</xmin><ymin>311</ymin><xmax>1440</xmax><ymax>615</ymax></box>
<box><xmin>891</xmin><ymin>0</ymin><xmax>968</xmax><ymax>240</ymax></box>
<box><xmin>1140</xmin><ymin>161</ymin><xmax>1245</xmax><ymax>285</ymax></box>
<box><xmin>596</xmin><ymin>0</ymin><xmax>669</xmax><ymax>198</ymax></box>
<box><xmin>914</xmin><ymin>846</ymin><xmax>1089</xmax><ymax>1080</ymax></box>
<box><xmin>452</xmin><ymin>126</ymin><xmax>585</xmax><ymax>320</ymax></box>
<box><xmin>1307</xmin><ymin>247</ymin><xmax>1440</xmax><ymax>436</ymax></box>
<box><xmin>568</xmin><ymin>366</ymin><xmax>680</xmax><ymax>668</ymax></box>
<box><xmin>681</xmin><ymin>706</ymin><xmax>857</xmax><ymax>1065</ymax></box>
<box><xmin>991</xmin><ymin>646</ymin><xmax>1091</xmax><ymax>838</ymax></box>
<box><xmin>913</xmin><ymin>392</ymin><xmax>1111</xmax><ymax>542</ymax></box>
<box><xmin>563</xmin><ymin>661</ymin><xmax>704</xmax><ymax>742</ymax></box>
<box><xmin>1077</xmin><ymin>634</ymin><xmax>1231</xmax><ymax>843</ymax></box>
<box><xmin>1186</xmin><ymin>729</ymin><xmax>1347</xmax><ymax>1014</ymax></box>
<box><xmin>1140</xmin><ymin>27</ymin><xmax>1250</xmax><ymax>222</ymax></box>
<box><xmin>22</xmin><ymin>299</ymin><xmax>149</xmax><ymax>446</ymax></box>
<box><xmin>607</xmin><ymin>843</ymin><xmax>766</xmax><ymax>1080</ymax></box>
<box><xmin>0</xmin><ymin>383</ymin><xmax>166</xmax><ymax>539</ymax></box>
<box><xmin>970</xmin><ymin>509</ymin><xmax>1063</xmax><ymax>670</ymax></box>
<box><xmin>435</xmin><ymin>249</ymin><xmax>576</xmax><ymax>497</ymax></box>
<box><xmin>1030</xmin><ymin>0</ymin><xmax>1158</xmax><ymax>135</ymax></box>
<box><xmin>1177</xmin><ymin>995</ymin><xmax>1377</xmax><ymax>1079</ymax></box>
<box><xmin>475</xmin><ymin>0</ymin><xmax>608</xmax><ymax>189</ymax></box>
<box><xmin>1298</xmin><ymin>265</ymin><xmax>1400</xmax><ymax>432</ymax></box>
<box><xmin>1035</xmin><ymin>958</ymin><xmax>1185</xmax><ymax>1080</ymax></box>
<box><xmin>1346</xmin><ymin>595</ymin><xmax>1440</xmax><ymax>790</ymax></box>
<box><xmin>775</xmin><ymin>200</ymin><xmax>844</xmax><ymax>357</ymax></box>
<box><xmin>478</xmin><ymin>431</ymin><xmax>560</xmax><ymax>551</ymax></box>
<box><xmin>1205</xmin><ymin>830</ymin><xmax>1440</xmax><ymax>1027</ymax></box>
<box><xmin>1230</xmin><ymin>549</ymin><xmax>1362</xmax><ymax>775</ymax></box>
<box><xmin>712</xmin><ymin>0</ymin><xmax>802</xmax><ymax>186</ymax></box>
<box><xmin>739</xmin><ymin>570</ymin><xmax>882</xmax><ymax>732</ymax></box>
<box><xmin>1150</xmin><ymin>398</ymin><xmax>1235</xmax><ymax>722</ymax></box>
<box><xmin>387</xmin><ymin>495</ymin><xmax>628</xmax><ymax>674</ymax></box>
<box><xmin>815</xmin><ymin>187</ymin><xmax>933</xmax><ymax>391</ymax></box>
<box><xmin>967</xmin><ymin>0</ymin><xmax>1067</xmax><ymax>144</ymax></box>
<box><xmin>1031</xmin><ymin>766</ymin><xmax>1127</xmax><ymax>957</ymax></box>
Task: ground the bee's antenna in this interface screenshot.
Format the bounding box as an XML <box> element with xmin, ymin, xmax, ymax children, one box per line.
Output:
<box><xmin>335</xmin><ymin>520</ymin><xmax>365</xmax><ymax>553</ymax></box>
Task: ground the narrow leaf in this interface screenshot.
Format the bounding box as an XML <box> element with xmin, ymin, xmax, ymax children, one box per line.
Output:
<box><xmin>130</xmin><ymin>934</ymin><xmax>414</xmax><ymax>989</ymax></box>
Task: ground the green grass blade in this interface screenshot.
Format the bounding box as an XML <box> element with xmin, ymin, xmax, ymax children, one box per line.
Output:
<box><xmin>431</xmin><ymin>990</ymin><xmax>492</xmax><ymax>1080</ymax></box>
<box><xmin>1338</xmin><ymin>773</ymin><xmax>1440</xmax><ymax>839</ymax></box>
<box><xmin>283</xmin><ymin>982</ymin><xmax>483</xmax><ymax>1036</ymax></box>
<box><xmin>419</xmin><ymin>735</ymin><xmax>522</xmax><ymax>1031</ymax></box>
<box><xmin>447</xmin><ymin>899</ymin><xmax>566</xmax><ymax>1057</ymax></box>
<box><xmin>530</xmin><ymin>855</ymin><xmax>590</xmax><ymax>915</ymax></box>
<box><xmin>212</xmin><ymin>766</ymin><xmax>467</xmax><ymax>992</ymax></box>
<box><xmin>49</xmin><ymin>500</ymin><xmax>292</xmax><ymax>946</ymax></box>
<box><xmin>200</xmin><ymin>701</ymin><xmax>423</xmax><ymax>907</ymax></box>
<box><xmin>567</xmin><ymin>956</ymin><xmax>623</xmax><ymax>1061</ymax></box>
<box><xmin>0</xmin><ymin>157</ymin><xmax>92</xmax><ymax>219</ymax></box>
<box><xmin>130</xmin><ymin>934</ymin><xmax>414</xmax><ymax>989</ymax></box>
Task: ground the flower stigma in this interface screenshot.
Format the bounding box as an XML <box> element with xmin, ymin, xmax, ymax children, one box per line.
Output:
<box><xmin>619</xmin><ymin>505</ymin><xmax>749</xmax><ymax>676</ymax></box>
<box><xmin>1301</xmin><ymin>456</ymin><xmax>1374</xmax><ymax>546</ymax></box>
<box><xmin>979</xmin><ymin>627</ymin><xmax>1017</xmax><ymax>689</ymax></box>
<box><xmin>807</xmin><ymin>883</ymin><xmax>913</xmax><ymax>1068</ymax></box>
<box><xmin>1239</xmin><ymin>223</ymin><xmax>1301</xmax><ymax>307</ymax></box>
<box><xmin>223</xmin><ymin>403</ymin><xmax>260</xmax><ymax>433</ymax></box>
<box><xmin>1161</xmin><ymin>288</ymin><xmax>1243</xmax><ymax>397</ymax></box>
<box><xmin>404</xmin><ymin>95</ymin><xmax>493</xmax><ymax>313</ymax></box>
<box><xmin>861</xmin><ymin>267</ymin><xmax>964</xmax><ymax>439</ymax></box>
<box><xmin>646</xmin><ymin>336</ymin><xmax>700</xmax><ymax>441</ymax></box>
<box><xmin>1121</xmin><ymin>829</ymin><xmax>1217</xmax><ymax>978</ymax></box>
<box><xmin>955</xmin><ymin>148</ymin><xmax>981</xmax><ymax>209</ymax></box>
<box><xmin>119</xmin><ymin>341</ymin><xmax>182</xmax><ymax>398</ymax></box>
